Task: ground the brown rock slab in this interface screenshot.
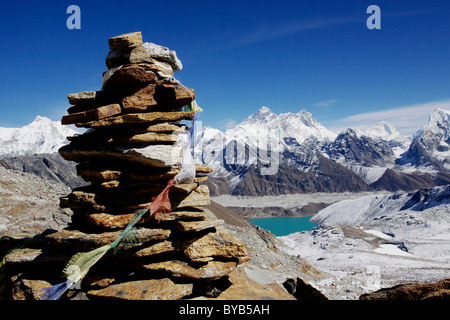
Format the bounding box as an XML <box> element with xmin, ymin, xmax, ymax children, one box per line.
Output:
<box><xmin>176</xmin><ymin>219</ymin><xmax>223</xmax><ymax>233</ymax></box>
<box><xmin>130</xmin><ymin>240</ymin><xmax>180</xmax><ymax>257</ymax></box>
<box><xmin>215</xmin><ymin>266</ymin><xmax>295</xmax><ymax>300</ymax></box>
<box><xmin>77</xmin><ymin>167</ymin><xmax>121</xmax><ymax>181</ymax></box>
<box><xmin>76</xmin><ymin>111</ymin><xmax>194</xmax><ymax>128</ymax></box>
<box><xmin>161</xmin><ymin>209</ymin><xmax>207</xmax><ymax>221</ymax></box>
<box><xmin>100</xmin><ymin>180</ymin><xmax>120</xmax><ymax>188</ymax></box>
<box><xmin>10</xmin><ymin>277</ymin><xmax>52</xmax><ymax>300</ymax></box>
<box><xmin>87</xmin><ymin>278</ymin><xmax>193</xmax><ymax>300</ymax></box>
<box><xmin>61</xmin><ymin>104</ymin><xmax>122</xmax><ymax>125</ymax></box>
<box><xmin>127</xmin><ymin>122</ymin><xmax>183</xmax><ymax>133</ymax></box>
<box><xmin>3</xmin><ymin>248</ymin><xmax>70</xmax><ymax>265</ymax></box>
<box><xmin>44</xmin><ymin>228</ymin><xmax>171</xmax><ymax>250</ymax></box>
<box><xmin>87</xmin><ymin>212</ymin><xmax>137</xmax><ymax>229</ymax></box>
<box><xmin>59</xmin><ymin>142</ymin><xmax>183</xmax><ymax>168</ymax></box>
<box><xmin>129</xmin><ymin>45</ymin><xmax>153</xmax><ymax>64</ymax></box>
<box><xmin>108</xmin><ymin>132</ymin><xmax>178</xmax><ymax>145</ymax></box>
<box><xmin>103</xmin><ymin>64</ymin><xmax>157</xmax><ymax>91</ymax></box>
<box><xmin>171</xmin><ymin>184</ymin><xmax>211</xmax><ymax>208</ymax></box>
<box><xmin>142</xmin><ymin>260</ymin><xmax>236</xmax><ymax>280</ymax></box>
<box><xmin>184</xmin><ymin>227</ymin><xmax>249</xmax><ymax>261</ymax></box>
<box><xmin>108</xmin><ymin>32</ymin><xmax>143</xmax><ymax>51</ymax></box>
<box><xmin>67</xmin><ymin>91</ymin><xmax>97</xmax><ymax>106</ymax></box>
<box><xmin>121</xmin><ymin>84</ymin><xmax>158</xmax><ymax>113</ymax></box>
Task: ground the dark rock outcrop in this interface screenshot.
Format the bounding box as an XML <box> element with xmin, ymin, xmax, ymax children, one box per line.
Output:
<box><xmin>283</xmin><ymin>277</ymin><xmax>328</xmax><ymax>300</ymax></box>
<box><xmin>360</xmin><ymin>278</ymin><xmax>450</xmax><ymax>300</ymax></box>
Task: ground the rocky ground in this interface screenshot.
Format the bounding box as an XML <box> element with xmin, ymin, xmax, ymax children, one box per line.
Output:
<box><xmin>0</xmin><ymin>166</ymin><xmax>72</xmax><ymax>239</ymax></box>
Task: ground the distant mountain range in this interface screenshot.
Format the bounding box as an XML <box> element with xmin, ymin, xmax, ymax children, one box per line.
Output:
<box><xmin>198</xmin><ymin>107</ymin><xmax>450</xmax><ymax>195</ymax></box>
<box><xmin>0</xmin><ymin>108</ymin><xmax>449</xmax><ymax>196</ymax></box>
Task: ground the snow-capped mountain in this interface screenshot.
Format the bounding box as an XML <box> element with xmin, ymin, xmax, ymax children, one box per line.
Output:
<box><xmin>200</xmin><ymin>107</ymin><xmax>450</xmax><ymax>195</ymax></box>
<box><xmin>356</xmin><ymin>121</ymin><xmax>411</xmax><ymax>158</ymax></box>
<box><xmin>397</xmin><ymin>108</ymin><xmax>450</xmax><ymax>170</ymax></box>
<box><xmin>325</xmin><ymin>128</ymin><xmax>394</xmax><ymax>167</ymax></box>
<box><xmin>199</xmin><ymin>107</ymin><xmax>337</xmax><ymax>179</ymax></box>
<box><xmin>0</xmin><ymin>116</ymin><xmax>78</xmax><ymax>156</ymax></box>
<box><xmin>357</xmin><ymin>121</ymin><xmax>405</xmax><ymax>142</ymax></box>
<box><xmin>230</xmin><ymin>107</ymin><xmax>336</xmax><ymax>147</ymax></box>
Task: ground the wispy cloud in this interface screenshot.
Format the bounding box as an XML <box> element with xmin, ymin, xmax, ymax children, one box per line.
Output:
<box><xmin>218</xmin><ymin>119</ymin><xmax>238</xmax><ymax>130</ymax></box>
<box><xmin>235</xmin><ymin>8</ymin><xmax>430</xmax><ymax>48</ymax></box>
<box><xmin>234</xmin><ymin>15</ymin><xmax>360</xmax><ymax>47</ymax></box>
<box><xmin>330</xmin><ymin>99</ymin><xmax>450</xmax><ymax>135</ymax></box>
<box><xmin>312</xmin><ymin>99</ymin><xmax>339</xmax><ymax>107</ymax></box>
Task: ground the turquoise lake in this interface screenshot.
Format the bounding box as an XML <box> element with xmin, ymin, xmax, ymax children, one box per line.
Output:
<box><xmin>248</xmin><ymin>216</ymin><xmax>318</xmax><ymax>237</ymax></box>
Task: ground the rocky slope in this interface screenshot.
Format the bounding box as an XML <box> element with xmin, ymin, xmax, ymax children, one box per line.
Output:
<box><xmin>0</xmin><ymin>166</ymin><xmax>72</xmax><ymax>239</ymax></box>
<box><xmin>0</xmin><ymin>153</ymin><xmax>86</xmax><ymax>189</ymax></box>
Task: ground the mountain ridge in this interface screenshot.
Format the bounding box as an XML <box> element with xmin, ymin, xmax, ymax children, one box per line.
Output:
<box><xmin>1</xmin><ymin>107</ymin><xmax>449</xmax><ymax>196</ymax></box>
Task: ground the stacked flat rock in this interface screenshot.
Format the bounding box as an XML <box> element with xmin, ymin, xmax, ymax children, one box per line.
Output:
<box><xmin>3</xmin><ymin>32</ymin><xmax>249</xmax><ymax>300</ymax></box>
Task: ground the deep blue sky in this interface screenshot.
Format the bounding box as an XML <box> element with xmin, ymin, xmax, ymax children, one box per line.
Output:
<box><xmin>0</xmin><ymin>0</ymin><xmax>449</xmax><ymax>135</ymax></box>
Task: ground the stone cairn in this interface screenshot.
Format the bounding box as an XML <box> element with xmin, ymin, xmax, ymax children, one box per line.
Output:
<box><xmin>2</xmin><ymin>32</ymin><xmax>250</xmax><ymax>300</ymax></box>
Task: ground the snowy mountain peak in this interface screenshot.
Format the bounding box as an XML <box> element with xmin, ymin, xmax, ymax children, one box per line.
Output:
<box><xmin>258</xmin><ymin>106</ymin><xmax>274</xmax><ymax>114</ymax></box>
<box><xmin>243</xmin><ymin>106</ymin><xmax>277</xmax><ymax>123</ymax></box>
<box><xmin>413</xmin><ymin>107</ymin><xmax>450</xmax><ymax>140</ymax></box>
<box><xmin>359</xmin><ymin>121</ymin><xmax>403</xmax><ymax>141</ymax></box>
<box><xmin>0</xmin><ymin>116</ymin><xmax>78</xmax><ymax>156</ymax></box>
<box><xmin>340</xmin><ymin>128</ymin><xmax>358</xmax><ymax>138</ymax></box>
<box><xmin>236</xmin><ymin>107</ymin><xmax>336</xmax><ymax>145</ymax></box>
<box><xmin>427</xmin><ymin>108</ymin><xmax>450</xmax><ymax>136</ymax></box>
<box><xmin>294</xmin><ymin>109</ymin><xmax>315</xmax><ymax>124</ymax></box>
<box><xmin>398</xmin><ymin>108</ymin><xmax>450</xmax><ymax>170</ymax></box>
